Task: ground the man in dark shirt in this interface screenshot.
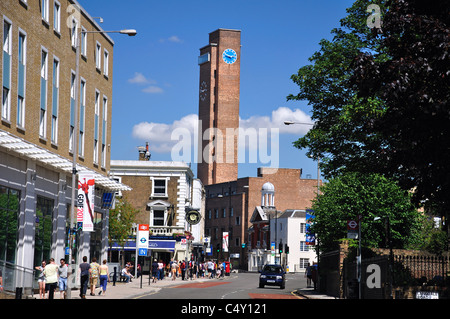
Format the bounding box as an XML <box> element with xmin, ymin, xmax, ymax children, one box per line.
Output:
<box><xmin>79</xmin><ymin>256</ymin><xmax>90</xmax><ymax>299</ymax></box>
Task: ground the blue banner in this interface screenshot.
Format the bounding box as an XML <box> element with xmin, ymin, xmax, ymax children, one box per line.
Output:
<box><xmin>305</xmin><ymin>209</ymin><xmax>316</xmax><ymax>245</ymax></box>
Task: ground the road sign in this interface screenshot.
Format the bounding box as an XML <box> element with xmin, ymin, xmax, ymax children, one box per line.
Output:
<box><xmin>347</xmin><ymin>220</ymin><xmax>359</xmax><ymax>230</ymax></box>
<box><xmin>137</xmin><ymin>224</ymin><xmax>149</xmax><ymax>249</ymax></box>
<box><xmin>138</xmin><ymin>248</ymin><xmax>148</xmax><ymax>256</ymax></box>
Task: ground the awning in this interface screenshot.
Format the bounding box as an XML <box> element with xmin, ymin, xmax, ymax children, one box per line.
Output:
<box><xmin>110</xmin><ymin>240</ymin><xmax>176</xmax><ymax>252</ymax></box>
<box><xmin>0</xmin><ymin>129</ymin><xmax>131</xmax><ymax>191</ymax></box>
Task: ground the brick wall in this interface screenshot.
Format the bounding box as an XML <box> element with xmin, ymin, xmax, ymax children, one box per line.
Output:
<box><xmin>0</xmin><ymin>0</ymin><xmax>113</xmax><ymax>174</ymax></box>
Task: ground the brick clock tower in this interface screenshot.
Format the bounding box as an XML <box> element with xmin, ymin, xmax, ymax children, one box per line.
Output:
<box><xmin>197</xmin><ymin>29</ymin><xmax>241</xmax><ymax>186</ymax></box>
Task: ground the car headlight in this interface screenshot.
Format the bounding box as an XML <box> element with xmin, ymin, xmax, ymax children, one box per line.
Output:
<box><xmin>276</xmin><ymin>276</ymin><xmax>282</xmax><ymax>280</ymax></box>
<box><xmin>260</xmin><ymin>275</ymin><xmax>266</xmax><ymax>278</ymax></box>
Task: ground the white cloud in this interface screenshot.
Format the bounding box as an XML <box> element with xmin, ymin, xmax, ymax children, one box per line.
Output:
<box><xmin>128</xmin><ymin>72</ymin><xmax>164</xmax><ymax>94</ymax></box>
<box><xmin>240</xmin><ymin>106</ymin><xmax>313</xmax><ymax>134</ymax></box>
<box><xmin>131</xmin><ymin>107</ymin><xmax>312</xmax><ymax>155</ymax></box>
<box><xmin>168</xmin><ymin>35</ymin><xmax>182</xmax><ymax>43</ymax></box>
<box><xmin>128</xmin><ymin>72</ymin><xmax>155</xmax><ymax>85</ymax></box>
<box><xmin>159</xmin><ymin>35</ymin><xmax>183</xmax><ymax>43</ymax></box>
<box><xmin>132</xmin><ymin>114</ymin><xmax>198</xmax><ymax>153</ymax></box>
<box><xmin>142</xmin><ymin>86</ymin><xmax>164</xmax><ymax>94</ymax></box>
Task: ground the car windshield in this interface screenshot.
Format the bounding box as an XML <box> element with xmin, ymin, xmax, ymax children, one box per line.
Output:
<box><xmin>262</xmin><ymin>265</ymin><xmax>283</xmax><ymax>273</ymax></box>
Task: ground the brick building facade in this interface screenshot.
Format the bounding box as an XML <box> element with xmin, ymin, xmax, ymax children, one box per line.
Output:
<box><xmin>197</xmin><ymin>29</ymin><xmax>240</xmax><ymax>185</ymax></box>
<box><xmin>110</xmin><ymin>150</ymin><xmax>204</xmax><ymax>269</ymax></box>
<box><xmin>197</xmin><ymin>29</ymin><xmax>320</xmax><ymax>270</ymax></box>
<box><xmin>0</xmin><ymin>0</ymin><xmax>129</xmax><ymax>277</ymax></box>
<box><xmin>204</xmin><ymin>167</ymin><xmax>319</xmax><ymax>269</ymax></box>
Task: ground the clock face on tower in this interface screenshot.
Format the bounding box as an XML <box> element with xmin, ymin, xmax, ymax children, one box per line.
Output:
<box><xmin>222</xmin><ymin>48</ymin><xmax>237</xmax><ymax>64</ymax></box>
<box><xmin>199</xmin><ymin>80</ymin><xmax>208</xmax><ymax>101</ymax></box>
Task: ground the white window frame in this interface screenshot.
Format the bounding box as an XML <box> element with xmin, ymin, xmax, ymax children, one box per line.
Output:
<box><xmin>53</xmin><ymin>0</ymin><xmax>61</xmax><ymax>33</ymax></box>
<box><xmin>51</xmin><ymin>56</ymin><xmax>60</xmax><ymax>144</ymax></box>
<box><xmin>95</xmin><ymin>41</ymin><xmax>101</xmax><ymax>70</ymax></box>
<box><xmin>101</xmin><ymin>95</ymin><xmax>108</xmax><ymax>168</ymax></box>
<box><xmin>81</xmin><ymin>26</ymin><xmax>87</xmax><ymax>57</ymax></box>
<box><xmin>17</xmin><ymin>28</ymin><xmax>27</xmax><ymax>129</ymax></box>
<box><xmin>150</xmin><ymin>208</ymin><xmax>167</xmax><ymax>227</ymax></box>
<box><xmin>39</xmin><ymin>47</ymin><xmax>48</xmax><ymax>138</ymax></box>
<box><xmin>103</xmin><ymin>49</ymin><xmax>109</xmax><ymax>77</ymax></box>
<box><xmin>78</xmin><ymin>77</ymin><xmax>86</xmax><ymax>157</ymax></box>
<box><xmin>93</xmin><ymin>90</ymin><xmax>100</xmax><ymax>164</ymax></box>
<box><xmin>2</xmin><ymin>16</ymin><xmax>12</xmax><ymax>122</ymax></box>
<box><xmin>150</xmin><ymin>177</ymin><xmax>169</xmax><ymax>198</ymax></box>
<box><xmin>69</xmin><ymin>71</ymin><xmax>76</xmax><ymax>152</ymax></box>
<box><xmin>300</xmin><ymin>241</ymin><xmax>308</xmax><ymax>252</ymax></box>
<box><xmin>41</xmin><ymin>0</ymin><xmax>49</xmax><ymax>23</ymax></box>
<box><xmin>71</xmin><ymin>17</ymin><xmax>78</xmax><ymax>48</ymax></box>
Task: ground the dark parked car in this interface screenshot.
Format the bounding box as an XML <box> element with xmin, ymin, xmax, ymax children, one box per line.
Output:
<box><xmin>259</xmin><ymin>264</ymin><xmax>285</xmax><ymax>289</ymax></box>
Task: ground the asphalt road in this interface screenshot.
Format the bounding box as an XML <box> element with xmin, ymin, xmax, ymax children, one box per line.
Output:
<box><xmin>137</xmin><ymin>272</ymin><xmax>307</xmax><ymax>300</ymax></box>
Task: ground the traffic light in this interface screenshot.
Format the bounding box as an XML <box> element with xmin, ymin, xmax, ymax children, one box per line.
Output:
<box><xmin>216</xmin><ymin>244</ymin><xmax>220</xmax><ymax>253</ymax></box>
<box><xmin>278</xmin><ymin>242</ymin><xmax>283</xmax><ymax>254</ymax></box>
<box><xmin>285</xmin><ymin>244</ymin><xmax>289</xmax><ymax>254</ymax></box>
<box><xmin>241</xmin><ymin>243</ymin><xmax>246</xmax><ymax>248</ymax></box>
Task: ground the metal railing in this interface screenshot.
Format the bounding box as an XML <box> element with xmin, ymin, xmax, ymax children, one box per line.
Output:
<box><xmin>0</xmin><ymin>260</ymin><xmax>36</xmax><ymax>298</ymax></box>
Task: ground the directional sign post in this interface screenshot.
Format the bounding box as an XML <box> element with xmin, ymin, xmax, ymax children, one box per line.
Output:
<box><xmin>347</xmin><ymin>219</ymin><xmax>359</xmax><ymax>239</ymax></box>
<box><xmin>136</xmin><ymin>224</ymin><xmax>149</xmax><ymax>277</ymax></box>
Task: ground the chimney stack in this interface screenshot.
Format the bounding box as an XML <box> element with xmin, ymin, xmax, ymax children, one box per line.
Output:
<box><xmin>138</xmin><ymin>142</ymin><xmax>151</xmax><ymax>161</ymax></box>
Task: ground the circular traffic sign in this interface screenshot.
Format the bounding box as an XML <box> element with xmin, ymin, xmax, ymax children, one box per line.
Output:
<box><xmin>347</xmin><ymin>220</ymin><xmax>358</xmax><ymax>230</ymax></box>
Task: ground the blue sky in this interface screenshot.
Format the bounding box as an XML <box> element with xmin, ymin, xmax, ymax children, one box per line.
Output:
<box><xmin>79</xmin><ymin>0</ymin><xmax>355</xmax><ymax>179</ymax></box>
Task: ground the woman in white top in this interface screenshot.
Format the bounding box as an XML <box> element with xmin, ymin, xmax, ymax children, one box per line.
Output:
<box><xmin>35</xmin><ymin>260</ymin><xmax>46</xmax><ymax>299</ymax></box>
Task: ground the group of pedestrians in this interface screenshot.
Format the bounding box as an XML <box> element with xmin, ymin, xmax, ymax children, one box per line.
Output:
<box><xmin>78</xmin><ymin>256</ymin><xmax>109</xmax><ymax>298</ymax></box>
<box><xmin>35</xmin><ymin>256</ymin><xmax>109</xmax><ymax>299</ymax></box>
<box><xmin>150</xmin><ymin>259</ymin><xmax>230</xmax><ymax>282</ymax></box>
<box><xmin>35</xmin><ymin>258</ymin><xmax>68</xmax><ymax>299</ymax></box>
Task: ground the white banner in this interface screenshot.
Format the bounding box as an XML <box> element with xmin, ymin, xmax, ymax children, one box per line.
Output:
<box><xmin>77</xmin><ymin>173</ymin><xmax>95</xmax><ymax>232</ymax></box>
<box><xmin>222</xmin><ymin>232</ymin><xmax>229</xmax><ymax>252</ymax></box>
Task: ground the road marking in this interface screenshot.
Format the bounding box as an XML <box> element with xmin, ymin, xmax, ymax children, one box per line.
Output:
<box><xmin>172</xmin><ymin>281</ymin><xmax>231</xmax><ymax>289</ymax></box>
<box><xmin>248</xmin><ymin>293</ymin><xmax>300</xmax><ymax>299</ymax></box>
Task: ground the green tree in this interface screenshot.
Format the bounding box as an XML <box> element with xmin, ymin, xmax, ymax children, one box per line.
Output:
<box><xmin>350</xmin><ymin>0</ymin><xmax>450</xmax><ymax>232</ymax></box>
<box><xmin>287</xmin><ymin>0</ymin><xmax>389</xmax><ymax>180</ymax></box>
<box><xmin>310</xmin><ymin>172</ymin><xmax>423</xmax><ymax>253</ymax></box>
<box><xmin>108</xmin><ymin>196</ymin><xmax>140</xmax><ymax>265</ymax></box>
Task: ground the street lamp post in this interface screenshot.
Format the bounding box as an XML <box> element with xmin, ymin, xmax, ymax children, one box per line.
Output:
<box><xmin>67</xmin><ymin>26</ymin><xmax>136</xmax><ymax>300</ymax></box>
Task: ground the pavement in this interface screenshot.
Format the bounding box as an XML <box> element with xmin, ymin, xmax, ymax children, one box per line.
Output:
<box><xmin>28</xmin><ymin>273</ymin><xmax>337</xmax><ymax>300</ymax></box>
<box><xmin>294</xmin><ymin>287</ymin><xmax>338</xmax><ymax>299</ymax></box>
<box><xmin>68</xmin><ymin>274</ymin><xmax>214</xmax><ymax>299</ymax></box>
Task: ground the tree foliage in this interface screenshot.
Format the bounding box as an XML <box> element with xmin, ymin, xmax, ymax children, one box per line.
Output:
<box><xmin>288</xmin><ymin>0</ymin><xmax>449</xmax><ymax>232</ymax></box>
<box><xmin>287</xmin><ymin>0</ymin><xmax>390</xmax><ymax>179</ymax></box>
<box><xmin>108</xmin><ymin>196</ymin><xmax>140</xmax><ymax>261</ymax></box>
<box><xmin>351</xmin><ymin>0</ymin><xmax>450</xmax><ymax>215</ymax></box>
<box><xmin>310</xmin><ymin>172</ymin><xmax>424</xmax><ymax>253</ymax></box>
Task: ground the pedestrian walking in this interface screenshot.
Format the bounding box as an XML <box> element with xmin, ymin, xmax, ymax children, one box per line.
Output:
<box><xmin>180</xmin><ymin>260</ymin><xmax>186</xmax><ymax>280</ymax></box>
<box><xmin>171</xmin><ymin>260</ymin><xmax>178</xmax><ymax>281</ymax></box>
<box><xmin>89</xmin><ymin>257</ymin><xmax>100</xmax><ymax>295</ymax></box>
<box><xmin>35</xmin><ymin>260</ymin><xmax>46</xmax><ymax>299</ymax></box>
<box><xmin>305</xmin><ymin>263</ymin><xmax>312</xmax><ymax>288</ymax></box>
<box><xmin>79</xmin><ymin>256</ymin><xmax>90</xmax><ymax>299</ymax></box>
<box><xmin>158</xmin><ymin>260</ymin><xmax>164</xmax><ymax>280</ymax></box>
<box><xmin>311</xmin><ymin>263</ymin><xmax>318</xmax><ymax>290</ymax></box>
<box><xmin>43</xmin><ymin>258</ymin><xmax>59</xmax><ymax>299</ymax></box>
<box><xmin>98</xmin><ymin>259</ymin><xmax>108</xmax><ymax>296</ymax></box>
<box><xmin>58</xmin><ymin>258</ymin><xmax>68</xmax><ymax>299</ymax></box>
<box><xmin>207</xmin><ymin>260</ymin><xmax>214</xmax><ymax>279</ymax></box>
<box><xmin>151</xmin><ymin>259</ymin><xmax>158</xmax><ymax>283</ymax></box>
